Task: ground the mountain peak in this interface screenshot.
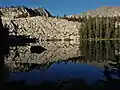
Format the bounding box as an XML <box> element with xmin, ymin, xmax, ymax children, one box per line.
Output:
<box><xmin>0</xmin><ymin>6</ymin><xmax>52</xmax><ymax>18</ymax></box>
<box><xmin>82</xmin><ymin>6</ymin><xmax>120</xmax><ymax>17</ymax></box>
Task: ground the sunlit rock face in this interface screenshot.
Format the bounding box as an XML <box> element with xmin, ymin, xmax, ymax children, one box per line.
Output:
<box><xmin>2</xmin><ymin>16</ymin><xmax>81</xmax><ymax>42</ymax></box>
<box><xmin>0</xmin><ymin>6</ymin><xmax>52</xmax><ymax>18</ymax></box>
<box><xmin>1</xmin><ymin>6</ymin><xmax>81</xmax><ymax>43</ymax></box>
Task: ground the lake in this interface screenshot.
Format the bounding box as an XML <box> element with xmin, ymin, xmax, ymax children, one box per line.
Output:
<box><xmin>4</xmin><ymin>40</ymin><xmax>120</xmax><ymax>86</ymax></box>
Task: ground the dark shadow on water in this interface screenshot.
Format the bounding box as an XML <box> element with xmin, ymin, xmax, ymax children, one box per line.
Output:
<box><xmin>5</xmin><ymin>61</ymin><xmax>104</xmax><ymax>90</ymax></box>
<box><xmin>9</xmin><ymin>35</ymin><xmax>38</xmax><ymax>46</ymax></box>
<box><xmin>4</xmin><ymin>60</ymin><xmax>120</xmax><ymax>90</ymax></box>
<box><xmin>30</xmin><ymin>46</ymin><xmax>47</xmax><ymax>54</ymax></box>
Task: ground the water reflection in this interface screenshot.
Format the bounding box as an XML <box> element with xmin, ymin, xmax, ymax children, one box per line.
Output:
<box><xmin>79</xmin><ymin>40</ymin><xmax>120</xmax><ymax>63</ymax></box>
<box><xmin>5</xmin><ymin>40</ymin><xmax>120</xmax><ymax>71</ymax></box>
<box><xmin>4</xmin><ymin>40</ymin><xmax>120</xmax><ymax>86</ymax></box>
<box><xmin>6</xmin><ymin>61</ymin><xmax>104</xmax><ymax>85</ymax></box>
<box><xmin>5</xmin><ymin>41</ymin><xmax>81</xmax><ymax>70</ymax></box>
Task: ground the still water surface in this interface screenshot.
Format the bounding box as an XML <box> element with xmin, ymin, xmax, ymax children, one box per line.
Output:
<box><xmin>5</xmin><ymin>40</ymin><xmax>120</xmax><ymax>85</ymax></box>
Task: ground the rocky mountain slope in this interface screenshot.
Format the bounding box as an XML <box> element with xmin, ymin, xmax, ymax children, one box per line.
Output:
<box><xmin>0</xmin><ymin>6</ymin><xmax>52</xmax><ymax>18</ymax></box>
<box><xmin>68</xmin><ymin>6</ymin><xmax>120</xmax><ymax>18</ymax></box>
<box><xmin>83</xmin><ymin>6</ymin><xmax>120</xmax><ymax>16</ymax></box>
<box><xmin>2</xmin><ymin>16</ymin><xmax>80</xmax><ymax>41</ymax></box>
<box><xmin>1</xmin><ymin>6</ymin><xmax>80</xmax><ymax>41</ymax></box>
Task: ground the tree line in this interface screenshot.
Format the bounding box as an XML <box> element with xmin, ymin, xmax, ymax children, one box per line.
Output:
<box><xmin>62</xmin><ymin>15</ymin><xmax>120</xmax><ymax>39</ymax></box>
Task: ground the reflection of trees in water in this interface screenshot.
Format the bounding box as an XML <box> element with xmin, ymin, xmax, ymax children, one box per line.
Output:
<box><xmin>92</xmin><ymin>40</ymin><xmax>120</xmax><ymax>89</ymax></box>
<box><xmin>103</xmin><ymin>55</ymin><xmax>120</xmax><ymax>79</ymax></box>
<box><xmin>93</xmin><ymin>55</ymin><xmax>120</xmax><ymax>89</ymax></box>
<box><xmin>5</xmin><ymin>40</ymin><xmax>120</xmax><ymax>72</ymax></box>
<box><xmin>79</xmin><ymin>40</ymin><xmax>120</xmax><ymax>64</ymax></box>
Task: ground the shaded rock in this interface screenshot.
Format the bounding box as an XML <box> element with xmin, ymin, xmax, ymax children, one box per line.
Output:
<box><xmin>33</xmin><ymin>7</ymin><xmax>52</xmax><ymax>17</ymax></box>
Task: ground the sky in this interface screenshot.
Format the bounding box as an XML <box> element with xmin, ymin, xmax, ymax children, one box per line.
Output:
<box><xmin>0</xmin><ymin>0</ymin><xmax>120</xmax><ymax>16</ymax></box>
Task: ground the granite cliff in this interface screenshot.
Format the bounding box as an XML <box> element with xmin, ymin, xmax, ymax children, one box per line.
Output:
<box><xmin>2</xmin><ymin>16</ymin><xmax>80</xmax><ymax>41</ymax></box>
<box><xmin>1</xmin><ymin>6</ymin><xmax>81</xmax><ymax>41</ymax></box>
<box><xmin>0</xmin><ymin>6</ymin><xmax>52</xmax><ymax>18</ymax></box>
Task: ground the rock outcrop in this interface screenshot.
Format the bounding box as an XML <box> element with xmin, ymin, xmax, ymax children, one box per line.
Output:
<box><xmin>2</xmin><ymin>16</ymin><xmax>81</xmax><ymax>42</ymax></box>
<box><xmin>0</xmin><ymin>6</ymin><xmax>52</xmax><ymax>18</ymax></box>
<box><xmin>33</xmin><ymin>7</ymin><xmax>51</xmax><ymax>17</ymax></box>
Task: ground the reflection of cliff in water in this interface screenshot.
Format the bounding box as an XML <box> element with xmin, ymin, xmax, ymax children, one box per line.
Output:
<box><xmin>5</xmin><ymin>41</ymin><xmax>81</xmax><ymax>72</ymax></box>
<box><xmin>5</xmin><ymin>40</ymin><xmax>120</xmax><ymax>72</ymax></box>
